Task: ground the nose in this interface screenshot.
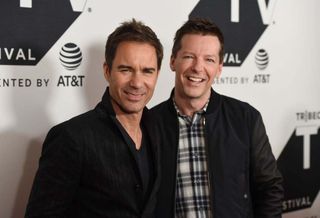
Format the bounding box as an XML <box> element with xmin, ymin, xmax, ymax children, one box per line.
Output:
<box><xmin>129</xmin><ymin>72</ymin><xmax>143</xmax><ymax>88</ymax></box>
<box><xmin>191</xmin><ymin>58</ymin><xmax>203</xmax><ymax>73</ymax></box>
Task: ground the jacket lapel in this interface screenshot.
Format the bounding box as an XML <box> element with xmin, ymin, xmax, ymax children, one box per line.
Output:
<box><xmin>141</xmin><ymin>109</ymin><xmax>161</xmax><ymax>215</ymax></box>
<box><xmin>99</xmin><ymin>87</ymin><xmax>144</xmax><ymax>184</ymax></box>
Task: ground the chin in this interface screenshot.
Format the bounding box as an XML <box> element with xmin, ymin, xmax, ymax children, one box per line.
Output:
<box><xmin>123</xmin><ymin>104</ymin><xmax>144</xmax><ymax>114</ymax></box>
<box><xmin>184</xmin><ymin>90</ymin><xmax>202</xmax><ymax>98</ymax></box>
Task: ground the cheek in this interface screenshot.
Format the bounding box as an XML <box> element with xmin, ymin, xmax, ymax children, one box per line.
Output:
<box><xmin>147</xmin><ymin>77</ymin><xmax>158</xmax><ymax>90</ymax></box>
<box><xmin>114</xmin><ymin>75</ymin><xmax>130</xmax><ymax>85</ymax></box>
<box><xmin>177</xmin><ymin>62</ymin><xmax>188</xmax><ymax>71</ymax></box>
<box><xmin>175</xmin><ymin>67</ymin><xmax>185</xmax><ymax>78</ymax></box>
<box><xmin>208</xmin><ymin>66</ymin><xmax>220</xmax><ymax>77</ymax></box>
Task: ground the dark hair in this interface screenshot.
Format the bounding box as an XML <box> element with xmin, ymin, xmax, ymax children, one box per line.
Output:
<box><xmin>172</xmin><ymin>18</ymin><xmax>224</xmax><ymax>63</ymax></box>
<box><xmin>105</xmin><ymin>19</ymin><xmax>163</xmax><ymax>70</ymax></box>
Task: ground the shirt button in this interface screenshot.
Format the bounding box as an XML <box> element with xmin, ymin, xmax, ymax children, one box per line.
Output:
<box><xmin>193</xmin><ymin>152</ymin><xmax>198</xmax><ymax>158</ymax></box>
<box><xmin>244</xmin><ymin>193</ymin><xmax>248</xmax><ymax>199</ymax></box>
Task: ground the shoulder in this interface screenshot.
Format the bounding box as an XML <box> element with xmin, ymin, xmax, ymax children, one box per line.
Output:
<box><xmin>218</xmin><ymin>93</ymin><xmax>260</xmax><ymax>118</ymax></box>
<box><xmin>150</xmin><ymin>97</ymin><xmax>176</xmax><ymax>120</ymax></box>
<box><xmin>151</xmin><ymin>98</ymin><xmax>172</xmax><ymax>113</ymax></box>
<box><xmin>150</xmin><ymin>99</ymin><xmax>176</xmax><ymax>124</ymax></box>
<box><xmin>57</xmin><ymin>109</ymin><xmax>96</xmax><ymax>128</ymax></box>
<box><xmin>47</xmin><ymin>109</ymin><xmax>102</xmax><ymax>142</ymax></box>
<box><xmin>208</xmin><ymin>92</ymin><xmax>263</xmax><ymax>130</ymax></box>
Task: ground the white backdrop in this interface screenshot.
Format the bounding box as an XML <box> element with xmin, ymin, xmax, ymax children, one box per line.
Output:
<box><xmin>0</xmin><ymin>0</ymin><xmax>319</xmax><ymax>217</ymax></box>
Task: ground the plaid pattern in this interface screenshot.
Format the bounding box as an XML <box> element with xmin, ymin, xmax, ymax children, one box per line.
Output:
<box><xmin>174</xmin><ymin>101</ymin><xmax>212</xmax><ymax>218</ymax></box>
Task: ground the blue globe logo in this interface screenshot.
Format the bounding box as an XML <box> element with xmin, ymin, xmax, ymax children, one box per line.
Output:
<box><xmin>59</xmin><ymin>43</ymin><xmax>82</xmax><ymax>70</ymax></box>
<box><xmin>255</xmin><ymin>49</ymin><xmax>269</xmax><ymax>70</ymax></box>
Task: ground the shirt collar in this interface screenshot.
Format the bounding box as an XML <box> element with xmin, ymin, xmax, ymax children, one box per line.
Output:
<box><xmin>173</xmin><ymin>98</ymin><xmax>209</xmax><ymax>119</ymax></box>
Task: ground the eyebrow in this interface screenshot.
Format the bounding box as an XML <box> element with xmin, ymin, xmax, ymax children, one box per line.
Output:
<box><xmin>181</xmin><ymin>51</ymin><xmax>218</xmax><ymax>59</ymax></box>
<box><xmin>205</xmin><ymin>55</ymin><xmax>218</xmax><ymax>59</ymax></box>
<box><xmin>117</xmin><ymin>65</ymin><xmax>133</xmax><ymax>70</ymax></box>
<box><xmin>117</xmin><ymin>65</ymin><xmax>156</xmax><ymax>72</ymax></box>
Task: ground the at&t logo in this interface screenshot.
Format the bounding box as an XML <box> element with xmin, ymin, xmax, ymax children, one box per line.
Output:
<box><xmin>59</xmin><ymin>43</ymin><xmax>83</xmax><ymax>71</ymax></box>
<box><xmin>255</xmin><ymin>49</ymin><xmax>269</xmax><ymax>70</ymax></box>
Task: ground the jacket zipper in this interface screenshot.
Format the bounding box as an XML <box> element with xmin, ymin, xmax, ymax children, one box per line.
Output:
<box><xmin>173</xmin><ymin>118</ymin><xmax>180</xmax><ymax>217</ymax></box>
<box><xmin>203</xmin><ymin>116</ymin><xmax>214</xmax><ymax>217</ymax></box>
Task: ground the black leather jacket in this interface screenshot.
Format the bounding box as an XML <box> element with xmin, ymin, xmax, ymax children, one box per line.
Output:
<box><xmin>151</xmin><ymin>89</ymin><xmax>283</xmax><ymax>218</ymax></box>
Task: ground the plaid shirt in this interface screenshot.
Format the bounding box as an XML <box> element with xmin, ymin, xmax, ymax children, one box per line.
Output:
<box><xmin>174</xmin><ymin>101</ymin><xmax>212</xmax><ymax>218</ymax></box>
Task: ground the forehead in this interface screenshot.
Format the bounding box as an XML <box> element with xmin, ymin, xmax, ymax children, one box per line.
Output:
<box><xmin>179</xmin><ymin>34</ymin><xmax>221</xmax><ymax>54</ymax></box>
<box><xmin>115</xmin><ymin>41</ymin><xmax>156</xmax><ymax>53</ymax></box>
<box><xmin>113</xmin><ymin>41</ymin><xmax>157</xmax><ymax>63</ymax></box>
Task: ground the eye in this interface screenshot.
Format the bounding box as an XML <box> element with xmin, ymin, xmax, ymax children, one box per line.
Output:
<box><xmin>143</xmin><ymin>69</ymin><xmax>155</xmax><ymax>74</ymax></box>
<box><xmin>119</xmin><ymin>68</ymin><xmax>131</xmax><ymax>73</ymax></box>
<box><xmin>206</xmin><ymin>58</ymin><xmax>215</xmax><ymax>63</ymax></box>
<box><xmin>182</xmin><ymin>55</ymin><xmax>194</xmax><ymax>59</ymax></box>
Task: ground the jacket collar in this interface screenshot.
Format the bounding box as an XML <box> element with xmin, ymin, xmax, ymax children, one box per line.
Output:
<box><xmin>99</xmin><ymin>87</ymin><xmax>116</xmax><ymax>117</ymax></box>
<box><xmin>206</xmin><ymin>88</ymin><xmax>221</xmax><ymax>115</ymax></box>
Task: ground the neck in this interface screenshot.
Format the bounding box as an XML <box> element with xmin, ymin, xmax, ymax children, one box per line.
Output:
<box><xmin>174</xmin><ymin>92</ymin><xmax>210</xmax><ymax>117</ymax></box>
<box><xmin>117</xmin><ymin>113</ymin><xmax>143</xmax><ymax>150</ymax></box>
<box><xmin>110</xmin><ymin>99</ymin><xmax>143</xmax><ymax>150</ymax></box>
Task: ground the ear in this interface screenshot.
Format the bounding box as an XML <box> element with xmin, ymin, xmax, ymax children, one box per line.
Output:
<box><xmin>170</xmin><ymin>55</ymin><xmax>176</xmax><ymax>71</ymax></box>
<box><xmin>103</xmin><ymin>62</ymin><xmax>111</xmax><ymax>82</ymax></box>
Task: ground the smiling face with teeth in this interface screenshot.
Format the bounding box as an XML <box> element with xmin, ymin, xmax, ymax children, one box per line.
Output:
<box><xmin>104</xmin><ymin>41</ymin><xmax>159</xmax><ymax>116</ymax></box>
<box><xmin>171</xmin><ymin>33</ymin><xmax>223</xmax><ymax>110</ymax></box>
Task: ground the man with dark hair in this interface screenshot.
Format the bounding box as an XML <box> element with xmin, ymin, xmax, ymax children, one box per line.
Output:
<box><xmin>152</xmin><ymin>18</ymin><xmax>283</xmax><ymax>218</ymax></box>
<box><xmin>25</xmin><ymin>19</ymin><xmax>163</xmax><ymax>218</ymax></box>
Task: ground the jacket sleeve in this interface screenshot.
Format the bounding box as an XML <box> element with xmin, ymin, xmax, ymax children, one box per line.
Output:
<box><xmin>250</xmin><ymin>114</ymin><xmax>284</xmax><ymax>217</ymax></box>
<box><xmin>25</xmin><ymin>124</ymin><xmax>82</xmax><ymax>218</ymax></box>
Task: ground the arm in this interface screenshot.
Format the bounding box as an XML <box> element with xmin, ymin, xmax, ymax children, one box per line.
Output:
<box><xmin>25</xmin><ymin>124</ymin><xmax>82</xmax><ymax>217</ymax></box>
<box><xmin>250</xmin><ymin>114</ymin><xmax>284</xmax><ymax>217</ymax></box>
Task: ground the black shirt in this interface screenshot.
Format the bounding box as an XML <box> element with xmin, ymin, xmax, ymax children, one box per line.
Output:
<box><xmin>135</xmin><ymin>127</ymin><xmax>154</xmax><ymax>204</ymax></box>
<box><xmin>118</xmin><ymin>122</ymin><xmax>155</xmax><ymax>206</ymax></box>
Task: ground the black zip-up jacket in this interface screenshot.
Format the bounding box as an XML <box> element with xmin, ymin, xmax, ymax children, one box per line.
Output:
<box><xmin>25</xmin><ymin>88</ymin><xmax>160</xmax><ymax>218</ymax></box>
<box><xmin>151</xmin><ymin>89</ymin><xmax>283</xmax><ymax>218</ymax></box>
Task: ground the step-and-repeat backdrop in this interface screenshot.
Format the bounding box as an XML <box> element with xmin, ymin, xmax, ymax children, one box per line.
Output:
<box><xmin>0</xmin><ymin>0</ymin><xmax>319</xmax><ymax>217</ymax></box>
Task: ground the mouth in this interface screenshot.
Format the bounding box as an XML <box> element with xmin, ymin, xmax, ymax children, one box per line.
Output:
<box><xmin>187</xmin><ymin>76</ymin><xmax>205</xmax><ymax>83</ymax></box>
<box><xmin>124</xmin><ymin>90</ymin><xmax>144</xmax><ymax>101</ymax></box>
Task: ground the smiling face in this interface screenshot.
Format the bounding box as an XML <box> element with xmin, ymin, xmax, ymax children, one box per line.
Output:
<box><xmin>104</xmin><ymin>41</ymin><xmax>159</xmax><ymax>116</ymax></box>
<box><xmin>171</xmin><ymin>34</ymin><xmax>223</xmax><ymax>104</ymax></box>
